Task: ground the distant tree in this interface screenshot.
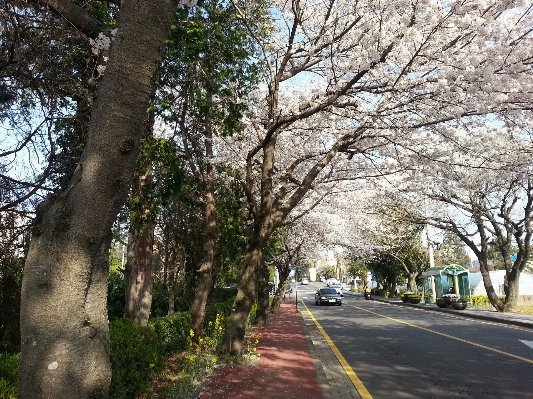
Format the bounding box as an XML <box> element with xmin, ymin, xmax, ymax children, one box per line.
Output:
<box><xmin>156</xmin><ymin>0</ymin><xmax>260</xmax><ymax>342</ymax></box>
<box><xmin>367</xmin><ymin>253</ymin><xmax>405</xmax><ymax>294</ymax></box>
<box><xmin>346</xmin><ymin>259</ymin><xmax>370</xmax><ymax>287</ymax></box>
<box><xmin>401</xmin><ymin>172</ymin><xmax>533</xmax><ymax>312</ymax></box>
<box><xmin>434</xmin><ymin>231</ymin><xmax>470</xmax><ymax>267</ymax></box>
<box><xmin>318</xmin><ymin>266</ymin><xmax>338</xmax><ymax>280</ymax></box>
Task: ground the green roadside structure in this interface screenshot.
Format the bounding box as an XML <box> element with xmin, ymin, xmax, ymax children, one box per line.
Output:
<box><xmin>422</xmin><ymin>264</ymin><xmax>470</xmax><ymax>308</ymax></box>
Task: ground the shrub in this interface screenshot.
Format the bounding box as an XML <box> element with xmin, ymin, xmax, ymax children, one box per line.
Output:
<box><xmin>0</xmin><ymin>352</ymin><xmax>18</xmax><ymax>398</ymax></box>
<box><xmin>0</xmin><ymin>379</ymin><xmax>17</xmax><ymax>399</ymax></box>
<box><xmin>109</xmin><ymin>318</ymin><xmax>164</xmax><ymax>399</ymax></box>
<box><xmin>149</xmin><ymin>311</ymin><xmax>192</xmax><ymax>358</ymax></box>
<box><xmin>373</xmin><ymin>288</ymin><xmax>390</xmax><ymax>298</ymax></box>
<box><xmin>466</xmin><ymin>295</ymin><xmax>505</xmax><ymax>308</ymax></box>
<box><xmin>204</xmin><ymin>298</ymin><xmax>233</xmax><ymax>329</ymax></box>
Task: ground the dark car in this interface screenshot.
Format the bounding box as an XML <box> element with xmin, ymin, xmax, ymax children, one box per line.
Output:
<box><xmin>315</xmin><ymin>288</ymin><xmax>342</xmax><ymax>306</ymax></box>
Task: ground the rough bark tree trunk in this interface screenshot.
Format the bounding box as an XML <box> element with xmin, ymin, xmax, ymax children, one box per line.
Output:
<box><xmin>389</xmin><ymin>280</ymin><xmax>398</xmax><ymax>298</ymax></box>
<box><xmin>270</xmin><ymin>279</ymin><xmax>291</xmax><ymax>310</ymax></box>
<box><xmin>18</xmin><ymin>2</ymin><xmax>178</xmax><ymax>397</ymax></box>
<box><xmin>220</xmin><ymin>239</ymin><xmax>262</xmax><ymax>356</ymax></box>
<box><xmin>407</xmin><ymin>273</ymin><xmax>418</xmax><ymax>292</ymax></box>
<box><xmin>254</xmin><ymin>261</ymin><xmax>270</xmax><ymax>326</ymax></box>
<box><xmin>503</xmin><ymin>272</ymin><xmax>518</xmax><ymax>312</ymax></box>
<box><xmin>270</xmin><ymin>263</ymin><xmax>291</xmax><ymax>310</ymax></box>
<box><xmin>124</xmin><ymin>90</ymin><xmax>157</xmax><ymax>326</ymax></box>
<box><xmin>124</xmin><ymin>220</ymin><xmax>155</xmax><ymax>325</ymax></box>
<box><xmin>479</xmin><ymin>261</ymin><xmax>505</xmax><ymax>311</ymax></box>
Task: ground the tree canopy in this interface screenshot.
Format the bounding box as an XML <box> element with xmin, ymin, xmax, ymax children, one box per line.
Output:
<box><xmin>1</xmin><ymin>0</ymin><xmax>533</xmax><ymax>395</ymax></box>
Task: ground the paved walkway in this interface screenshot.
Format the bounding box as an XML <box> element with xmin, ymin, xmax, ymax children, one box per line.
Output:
<box><xmin>198</xmin><ymin>299</ymin><xmax>324</xmax><ymax>399</ymax></box>
<box><xmin>197</xmin><ymin>294</ymin><xmax>533</xmax><ymax>399</ymax></box>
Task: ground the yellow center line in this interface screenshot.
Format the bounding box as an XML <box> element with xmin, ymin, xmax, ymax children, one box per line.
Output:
<box><xmin>348</xmin><ymin>303</ymin><xmax>533</xmax><ymax>365</ymax></box>
<box><xmin>301</xmin><ymin>301</ymin><xmax>373</xmax><ymax>399</ymax></box>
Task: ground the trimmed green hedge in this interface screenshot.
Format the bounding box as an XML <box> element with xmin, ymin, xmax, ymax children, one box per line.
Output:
<box><xmin>109</xmin><ymin>318</ymin><xmax>165</xmax><ymax>399</ymax></box>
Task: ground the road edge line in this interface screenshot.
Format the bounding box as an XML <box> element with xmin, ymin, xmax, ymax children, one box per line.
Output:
<box><xmin>302</xmin><ymin>301</ymin><xmax>373</xmax><ymax>399</ymax></box>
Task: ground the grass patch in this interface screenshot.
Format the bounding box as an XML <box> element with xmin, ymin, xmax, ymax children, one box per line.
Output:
<box><xmin>144</xmin><ymin>335</ymin><xmax>261</xmax><ymax>399</ymax></box>
<box><xmin>469</xmin><ymin>304</ymin><xmax>533</xmax><ymax>314</ymax></box>
<box><xmin>516</xmin><ymin>305</ymin><xmax>533</xmax><ymax>315</ymax></box>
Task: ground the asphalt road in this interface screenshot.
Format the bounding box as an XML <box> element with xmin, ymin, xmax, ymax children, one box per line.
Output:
<box><xmin>297</xmin><ymin>282</ymin><xmax>533</xmax><ymax>399</ymax></box>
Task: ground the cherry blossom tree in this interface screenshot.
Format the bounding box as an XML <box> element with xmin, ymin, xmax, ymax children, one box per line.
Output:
<box><xmin>216</xmin><ymin>0</ymin><xmax>533</xmax><ymax>355</ymax></box>
<box><xmin>17</xmin><ymin>1</ymin><xmax>195</xmax><ymax>397</ymax></box>
<box><xmin>263</xmin><ymin>211</ymin><xmax>328</xmax><ymax>314</ymax></box>
<box><xmin>394</xmin><ymin>143</ymin><xmax>533</xmax><ymax>312</ymax></box>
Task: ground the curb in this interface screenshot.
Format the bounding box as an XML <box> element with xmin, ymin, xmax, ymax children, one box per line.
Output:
<box><xmin>371</xmin><ymin>296</ymin><xmax>533</xmax><ymax>330</ymax></box>
<box><xmin>299</xmin><ymin>309</ymin><xmax>337</xmax><ymax>399</ymax></box>
<box><xmin>298</xmin><ymin>302</ymin><xmax>362</xmax><ymax>399</ymax></box>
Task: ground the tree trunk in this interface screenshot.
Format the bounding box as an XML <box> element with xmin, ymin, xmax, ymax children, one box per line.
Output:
<box><xmin>190</xmin><ymin>121</ymin><xmax>216</xmax><ymax>342</ymax></box>
<box><xmin>191</xmin><ymin>186</ymin><xmax>216</xmax><ymax>343</ymax></box>
<box><xmin>255</xmin><ymin>261</ymin><xmax>270</xmax><ymax>326</ymax></box>
<box><xmin>220</xmin><ymin>239</ymin><xmax>261</xmax><ymax>356</ymax></box>
<box><xmin>168</xmin><ymin>290</ymin><xmax>176</xmax><ymax>315</ymax></box>
<box><xmin>479</xmin><ymin>260</ymin><xmax>505</xmax><ymax>311</ymax></box>
<box><xmin>124</xmin><ymin>220</ymin><xmax>155</xmax><ymax>325</ymax></box>
<box><xmin>407</xmin><ymin>272</ymin><xmax>417</xmax><ymax>292</ymax></box>
<box><xmin>124</xmin><ymin>83</ymin><xmax>157</xmax><ymax>326</ymax></box>
<box><xmin>389</xmin><ymin>280</ymin><xmax>398</xmax><ymax>298</ymax></box>
<box><xmin>270</xmin><ymin>266</ymin><xmax>291</xmax><ymax>310</ymax></box>
<box><xmin>18</xmin><ymin>2</ymin><xmax>178</xmax><ymax>397</ymax></box>
<box><xmin>503</xmin><ymin>270</ymin><xmax>520</xmax><ymax>312</ymax></box>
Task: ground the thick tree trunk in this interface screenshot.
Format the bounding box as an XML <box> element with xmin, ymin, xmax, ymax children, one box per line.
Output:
<box><xmin>124</xmin><ymin>220</ymin><xmax>155</xmax><ymax>325</ymax></box>
<box><xmin>18</xmin><ymin>2</ymin><xmax>178</xmax><ymax>398</ymax></box>
<box><xmin>270</xmin><ymin>267</ymin><xmax>291</xmax><ymax>310</ymax></box>
<box><xmin>255</xmin><ymin>261</ymin><xmax>270</xmax><ymax>326</ymax></box>
<box><xmin>479</xmin><ymin>260</ymin><xmax>505</xmax><ymax>311</ymax></box>
<box><xmin>389</xmin><ymin>280</ymin><xmax>398</xmax><ymax>298</ymax></box>
<box><xmin>503</xmin><ymin>270</ymin><xmax>520</xmax><ymax>312</ymax></box>
<box><xmin>220</xmin><ymin>240</ymin><xmax>261</xmax><ymax>356</ymax></box>
<box><xmin>407</xmin><ymin>272</ymin><xmax>418</xmax><ymax>292</ymax></box>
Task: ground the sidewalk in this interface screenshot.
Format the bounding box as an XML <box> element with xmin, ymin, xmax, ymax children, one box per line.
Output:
<box><xmin>197</xmin><ymin>300</ymin><xmax>324</xmax><ymax>399</ymax></box>
<box><xmin>370</xmin><ymin>294</ymin><xmax>533</xmax><ymax>329</ymax></box>
<box><xmin>197</xmin><ymin>294</ymin><xmax>533</xmax><ymax>399</ymax></box>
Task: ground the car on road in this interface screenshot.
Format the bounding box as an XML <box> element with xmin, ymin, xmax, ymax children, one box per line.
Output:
<box><xmin>325</xmin><ymin>278</ymin><xmax>340</xmax><ymax>287</ymax></box>
<box><xmin>329</xmin><ymin>284</ymin><xmax>343</xmax><ymax>296</ymax></box>
<box><xmin>315</xmin><ymin>288</ymin><xmax>342</xmax><ymax>306</ymax></box>
<box><xmin>301</xmin><ymin>278</ymin><xmax>309</xmax><ymax>285</ymax></box>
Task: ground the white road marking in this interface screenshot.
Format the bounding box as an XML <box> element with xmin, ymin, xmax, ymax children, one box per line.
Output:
<box><xmin>519</xmin><ymin>340</ymin><xmax>533</xmax><ymax>350</ymax></box>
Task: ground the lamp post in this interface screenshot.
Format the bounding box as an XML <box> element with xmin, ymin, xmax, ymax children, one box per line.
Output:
<box><xmin>295</xmin><ymin>280</ymin><xmax>298</xmax><ymax>311</ymax></box>
<box><xmin>426</xmin><ymin>224</ymin><xmax>438</xmax><ymax>303</ymax></box>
